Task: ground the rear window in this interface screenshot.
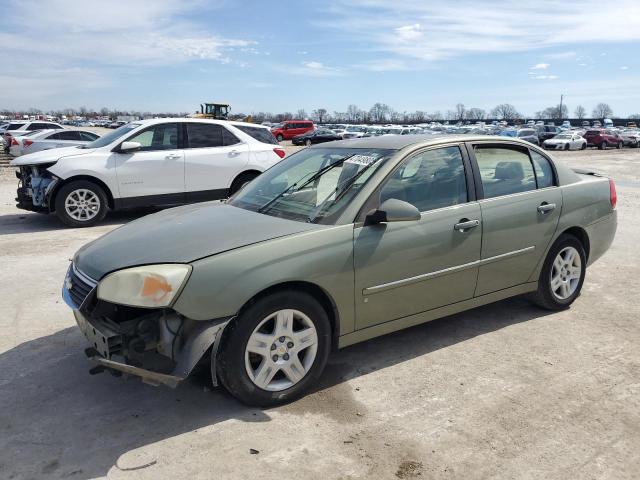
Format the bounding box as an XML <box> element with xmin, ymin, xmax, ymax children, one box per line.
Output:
<box><xmin>235</xmin><ymin>125</ymin><xmax>277</xmax><ymax>145</ymax></box>
<box><xmin>585</xmin><ymin>130</ymin><xmax>601</xmax><ymax>135</ymax></box>
<box><xmin>6</xmin><ymin>123</ymin><xmax>23</xmax><ymax>131</ymax></box>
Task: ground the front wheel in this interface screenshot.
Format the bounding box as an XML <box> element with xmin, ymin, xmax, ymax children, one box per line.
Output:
<box><xmin>564</xmin><ymin>143</ymin><xmax>570</xmax><ymax>150</ymax></box>
<box><xmin>581</xmin><ymin>143</ymin><xmax>587</xmax><ymax>150</ymax></box>
<box><xmin>276</xmin><ymin>134</ymin><xmax>283</xmax><ymax>142</ymax></box>
<box><xmin>216</xmin><ymin>290</ymin><xmax>331</xmax><ymax>406</ymax></box>
<box><xmin>305</xmin><ymin>139</ymin><xmax>312</xmax><ymax>147</ymax></box>
<box><xmin>617</xmin><ymin>141</ymin><xmax>623</xmax><ymax>149</ymax></box>
<box><xmin>529</xmin><ymin>234</ymin><xmax>586</xmax><ymax>310</ymax></box>
<box><xmin>54</xmin><ymin>180</ymin><xmax>108</xmax><ymax>227</ymax></box>
<box><xmin>599</xmin><ymin>141</ymin><xmax>606</xmax><ymax>150</ymax></box>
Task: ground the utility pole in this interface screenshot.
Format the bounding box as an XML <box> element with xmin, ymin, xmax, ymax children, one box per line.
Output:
<box><xmin>559</xmin><ymin>94</ymin><xmax>564</xmax><ymax>122</ymax></box>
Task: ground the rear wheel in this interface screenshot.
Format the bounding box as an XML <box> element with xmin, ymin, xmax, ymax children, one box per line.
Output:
<box><xmin>216</xmin><ymin>290</ymin><xmax>331</xmax><ymax>406</ymax></box>
<box><xmin>54</xmin><ymin>180</ymin><xmax>108</xmax><ymax>227</ymax></box>
<box><xmin>599</xmin><ymin>141</ymin><xmax>607</xmax><ymax>150</ymax></box>
<box><xmin>581</xmin><ymin>143</ymin><xmax>587</xmax><ymax>150</ymax></box>
<box><xmin>617</xmin><ymin>141</ymin><xmax>623</xmax><ymax>149</ymax></box>
<box><xmin>276</xmin><ymin>134</ymin><xmax>283</xmax><ymax>142</ymax></box>
<box><xmin>229</xmin><ymin>172</ymin><xmax>259</xmax><ymax>195</ymax></box>
<box><xmin>305</xmin><ymin>139</ymin><xmax>312</xmax><ymax>147</ymax></box>
<box><xmin>529</xmin><ymin>234</ymin><xmax>586</xmax><ymax>310</ymax></box>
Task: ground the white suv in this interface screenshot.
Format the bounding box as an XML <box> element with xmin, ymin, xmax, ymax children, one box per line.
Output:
<box><xmin>11</xmin><ymin>118</ymin><xmax>285</xmax><ymax>227</ymax></box>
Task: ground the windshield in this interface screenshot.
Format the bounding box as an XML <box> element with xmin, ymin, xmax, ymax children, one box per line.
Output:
<box><xmin>229</xmin><ymin>147</ymin><xmax>394</xmax><ymax>224</ymax></box>
<box><xmin>80</xmin><ymin>123</ymin><xmax>140</xmax><ymax>149</ymax></box>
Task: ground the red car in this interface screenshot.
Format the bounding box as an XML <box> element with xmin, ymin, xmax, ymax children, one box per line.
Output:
<box><xmin>583</xmin><ymin>129</ymin><xmax>624</xmax><ymax>150</ymax></box>
<box><xmin>271</xmin><ymin>120</ymin><xmax>314</xmax><ymax>142</ymax></box>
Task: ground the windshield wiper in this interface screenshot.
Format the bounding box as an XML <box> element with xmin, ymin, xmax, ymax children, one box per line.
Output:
<box><xmin>307</xmin><ymin>156</ymin><xmax>382</xmax><ymax>223</ymax></box>
<box><xmin>257</xmin><ymin>154</ymin><xmax>357</xmax><ymax>214</ymax></box>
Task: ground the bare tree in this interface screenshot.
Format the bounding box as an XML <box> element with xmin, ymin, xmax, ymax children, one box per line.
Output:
<box><xmin>369</xmin><ymin>103</ymin><xmax>389</xmax><ymax>123</ymax></box>
<box><xmin>296</xmin><ymin>109</ymin><xmax>307</xmax><ymax>119</ymax></box>
<box><xmin>490</xmin><ymin>104</ymin><xmax>521</xmax><ymax>120</ymax></box>
<box><xmin>455</xmin><ymin>103</ymin><xmax>466</xmax><ymax>121</ymax></box>
<box><xmin>574</xmin><ymin>105</ymin><xmax>586</xmax><ymax>119</ymax></box>
<box><xmin>592</xmin><ymin>103</ymin><xmax>613</xmax><ymax>119</ymax></box>
<box><xmin>629</xmin><ymin>113</ymin><xmax>640</xmax><ymax>120</ymax></box>
<box><xmin>346</xmin><ymin>104</ymin><xmax>360</xmax><ymax>123</ymax></box>
<box><xmin>312</xmin><ymin>108</ymin><xmax>327</xmax><ymax>123</ymax></box>
<box><xmin>466</xmin><ymin>108</ymin><xmax>486</xmax><ymax>120</ymax></box>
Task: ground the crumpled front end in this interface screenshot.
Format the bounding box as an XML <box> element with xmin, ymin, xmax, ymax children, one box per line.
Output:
<box><xmin>15</xmin><ymin>164</ymin><xmax>59</xmax><ymax>213</ymax></box>
<box><xmin>63</xmin><ymin>264</ymin><xmax>230</xmax><ymax>387</ymax></box>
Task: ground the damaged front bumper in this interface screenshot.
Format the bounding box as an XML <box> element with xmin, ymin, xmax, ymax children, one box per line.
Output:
<box><xmin>63</xmin><ymin>264</ymin><xmax>231</xmax><ymax>387</ymax></box>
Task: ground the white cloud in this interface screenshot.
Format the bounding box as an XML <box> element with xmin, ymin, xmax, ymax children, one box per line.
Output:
<box><xmin>289</xmin><ymin>61</ymin><xmax>343</xmax><ymax>76</ymax></box>
<box><xmin>530</xmin><ymin>63</ymin><xmax>550</xmax><ymax>70</ymax></box>
<box><xmin>356</xmin><ymin>59</ymin><xmax>408</xmax><ymax>71</ymax></box>
<box><xmin>530</xmin><ymin>74</ymin><xmax>558</xmax><ymax>80</ymax></box>
<box><xmin>620</xmin><ymin>66</ymin><xmax>629</xmax><ymax>70</ymax></box>
<box><xmin>321</xmin><ymin>0</ymin><xmax>640</xmax><ymax>62</ymax></box>
<box><xmin>545</xmin><ymin>51</ymin><xmax>577</xmax><ymax>59</ymax></box>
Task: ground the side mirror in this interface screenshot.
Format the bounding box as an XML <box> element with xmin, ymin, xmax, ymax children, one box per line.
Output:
<box><xmin>119</xmin><ymin>141</ymin><xmax>142</xmax><ymax>153</ymax></box>
<box><xmin>364</xmin><ymin>198</ymin><xmax>421</xmax><ymax>226</ymax></box>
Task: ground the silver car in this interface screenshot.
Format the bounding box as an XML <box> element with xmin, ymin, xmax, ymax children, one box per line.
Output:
<box><xmin>12</xmin><ymin>129</ymin><xmax>100</xmax><ymax>157</ymax></box>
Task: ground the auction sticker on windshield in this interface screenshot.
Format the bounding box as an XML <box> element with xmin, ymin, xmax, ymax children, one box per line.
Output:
<box><xmin>344</xmin><ymin>154</ymin><xmax>379</xmax><ymax>166</ymax></box>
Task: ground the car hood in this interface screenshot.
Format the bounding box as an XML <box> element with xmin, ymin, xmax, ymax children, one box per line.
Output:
<box><xmin>74</xmin><ymin>202</ymin><xmax>321</xmax><ymax>280</ymax></box>
<box><xmin>10</xmin><ymin>146</ymin><xmax>96</xmax><ymax>166</ymax></box>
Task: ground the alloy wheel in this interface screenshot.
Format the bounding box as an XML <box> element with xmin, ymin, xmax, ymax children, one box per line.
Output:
<box><xmin>64</xmin><ymin>189</ymin><xmax>101</xmax><ymax>221</ymax></box>
<box><xmin>244</xmin><ymin>309</ymin><xmax>318</xmax><ymax>391</ymax></box>
<box><xmin>550</xmin><ymin>246</ymin><xmax>582</xmax><ymax>300</ymax></box>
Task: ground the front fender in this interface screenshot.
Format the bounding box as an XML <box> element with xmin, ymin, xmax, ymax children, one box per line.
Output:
<box><xmin>172</xmin><ymin>224</ymin><xmax>356</xmax><ymax>335</ymax></box>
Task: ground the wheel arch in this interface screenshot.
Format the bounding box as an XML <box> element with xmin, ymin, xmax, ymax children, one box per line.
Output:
<box><xmin>560</xmin><ymin>226</ymin><xmax>591</xmax><ymax>261</ymax></box>
<box><xmin>235</xmin><ymin>280</ymin><xmax>341</xmax><ymax>351</ymax></box>
<box><xmin>49</xmin><ymin>175</ymin><xmax>115</xmax><ymax>211</ymax></box>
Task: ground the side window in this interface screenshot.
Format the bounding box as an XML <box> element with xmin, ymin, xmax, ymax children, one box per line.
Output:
<box><xmin>380</xmin><ymin>146</ymin><xmax>468</xmax><ymax>212</ymax></box>
<box><xmin>127</xmin><ymin>123</ymin><xmax>178</xmax><ymax>151</ymax></box>
<box><xmin>47</xmin><ymin>132</ymin><xmax>65</xmax><ymax>140</ymax></box>
<box><xmin>57</xmin><ymin>131</ymin><xmax>81</xmax><ymax>140</ymax></box>
<box><xmin>530</xmin><ymin>150</ymin><xmax>555</xmax><ymax>188</ymax></box>
<box><xmin>186</xmin><ymin>123</ymin><xmax>223</xmax><ymax>148</ymax></box>
<box><xmin>235</xmin><ymin>125</ymin><xmax>277</xmax><ymax>145</ymax></box>
<box><xmin>27</xmin><ymin>123</ymin><xmax>42</xmax><ymax>130</ymax></box>
<box><xmin>222</xmin><ymin>127</ymin><xmax>240</xmax><ymax>146</ymax></box>
<box><xmin>474</xmin><ymin>146</ymin><xmax>536</xmax><ymax>198</ymax></box>
<box><xmin>80</xmin><ymin>131</ymin><xmax>98</xmax><ymax>141</ymax></box>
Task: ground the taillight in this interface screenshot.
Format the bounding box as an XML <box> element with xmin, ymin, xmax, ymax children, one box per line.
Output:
<box><xmin>10</xmin><ymin>137</ymin><xmax>18</xmax><ymax>146</ymax></box>
<box><xmin>273</xmin><ymin>148</ymin><xmax>286</xmax><ymax>159</ymax></box>
<box><xmin>609</xmin><ymin>179</ymin><xmax>617</xmax><ymax>209</ymax></box>
<box><xmin>23</xmin><ymin>139</ymin><xmax>33</xmax><ymax>147</ymax></box>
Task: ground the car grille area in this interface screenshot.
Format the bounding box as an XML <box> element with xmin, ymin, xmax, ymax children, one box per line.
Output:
<box><xmin>65</xmin><ymin>265</ymin><xmax>97</xmax><ymax>309</ymax></box>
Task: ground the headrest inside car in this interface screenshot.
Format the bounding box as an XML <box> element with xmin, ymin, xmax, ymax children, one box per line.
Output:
<box><xmin>494</xmin><ymin>161</ymin><xmax>524</xmax><ymax>181</ymax></box>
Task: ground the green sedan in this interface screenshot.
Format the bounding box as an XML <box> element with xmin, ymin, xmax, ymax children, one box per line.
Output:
<box><xmin>64</xmin><ymin>135</ymin><xmax>617</xmax><ymax>406</ymax></box>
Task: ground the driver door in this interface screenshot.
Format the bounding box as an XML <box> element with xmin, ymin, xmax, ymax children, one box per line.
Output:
<box><xmin>354</xmin><ymin>145</ymin><xmax>481</xmax><ymax>329</ymax></box>
<box><xmin>113</xmin><ymin>122</ymin><xmax>185</xmax><ymax>205</ymax></box>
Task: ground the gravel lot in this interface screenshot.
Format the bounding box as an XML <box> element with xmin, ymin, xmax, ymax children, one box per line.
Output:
<box><xmin>0</xmin><ymin>148</ymin><xmax>638</xmax><ymax>479</ymax></box>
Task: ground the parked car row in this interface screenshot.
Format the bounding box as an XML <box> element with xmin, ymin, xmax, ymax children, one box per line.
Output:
<box><xmin>10</xmin><ymin>119</ymin><xmax>284</xmax><ymax>227</ymax></box>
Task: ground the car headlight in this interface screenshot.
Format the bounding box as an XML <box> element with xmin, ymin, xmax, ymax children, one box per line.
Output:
<box><xmin>97</xmin><ymin>264</ymin><xmax>191</xmax><ymax>308</ymax></box>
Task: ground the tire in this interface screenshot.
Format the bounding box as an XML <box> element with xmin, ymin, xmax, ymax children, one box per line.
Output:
<box><xmin>216</xmin><ymin>290</ymin><xmax>331</xmax><ymax>407</ymax></box>
<box><xmin>528</xmin><ymin>234</ymin><xmax>586</xmax><ymax>311</ymax></box>
<box><xmin>276</xmin><ymin>134</ymin><xmax>283</xmax><ymax>142</ymax></box>
<box><xmin>581</xmin><ymin>143</ymin><xmax>587</xmax><ymax>150</ymax></box>
<box><xmin>599</xmin><ymin>141</ymin><xmax>606</xmax><ymax>150</ymax></box>
<box><xmin>229</xmin><ymin>172</ymin><xmax>259</xmax><ymax>195</ymax></box>
<box><xmin>617</xmin><ymin>141</ymin><xmax>623</xmax><ymax>149</ymax></box>
<box><xmin>564</xmin><ymin>143</ymin><xmax>570</xmax><ymax>151</ymax></box>
<box><xmin>54</xmin><ymin>180</ymin><xmax>108</xmax><ymax>227</ymax></box>
<box><xmin>305</xmin><ymin>139</ymin><xmax>312</xmax><ymax>147</ymax></box>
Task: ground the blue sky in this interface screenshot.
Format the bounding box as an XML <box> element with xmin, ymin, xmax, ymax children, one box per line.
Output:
<box><xmin>1</xmin><ymin>0</ymin><xmax>639</xmax><ymax>116</ymax></box>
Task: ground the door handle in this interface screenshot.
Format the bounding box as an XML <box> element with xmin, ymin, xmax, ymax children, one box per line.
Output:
<box><xmin>454</xmin><ymin>219</ymin><xmax>480</xmax><ymax>232</ymax></box>
<box><xmin>228</xmin><ymin>150</ymin><xmax>241</xmax><ymax>157</ymax></box>
<box><xmin>537</xmin><ymin>202</ymin><xmax>556</xmax><ymax>214</ymax></box>
<box><xmin>165</xmin><ymin>154</ymin><xmax>181</xmax><ymax>160</ymax></box>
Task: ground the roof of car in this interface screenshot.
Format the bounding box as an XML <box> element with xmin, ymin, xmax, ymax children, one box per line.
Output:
<box><xmin>315</xmin><ymin>134</ymin><xmax>536</xmax><ymax>150</ymax></box>
<box><xmin>131</xmin><ymin>117</ymin><xmax>269</xmax><ymax>129</ymax></box>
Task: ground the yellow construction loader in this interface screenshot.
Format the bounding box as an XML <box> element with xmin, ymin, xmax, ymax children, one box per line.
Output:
<box><xmin>192</xmin><ymin>103</ymin><xmax>252</xmax><ymax>123</ymax></box>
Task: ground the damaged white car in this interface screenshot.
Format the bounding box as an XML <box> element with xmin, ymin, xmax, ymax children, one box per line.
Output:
<box><xmin>11</xmin><ymin>119</ymin><xmax>285</xmax><ymax>227</ymax></box>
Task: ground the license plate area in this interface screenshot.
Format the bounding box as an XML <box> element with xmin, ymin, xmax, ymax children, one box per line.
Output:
<box><xmin>74</xmin><ymin>310</ymin><xmax>123</xmax><ymax>359</ymax></box>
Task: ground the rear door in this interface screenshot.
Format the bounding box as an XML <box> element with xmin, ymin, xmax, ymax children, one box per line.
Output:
<box><xmin>468</xmin><ymin>143</ymin><xmax>562</xmax><ymax>295</ymax></box>
<box><xmin>112</xmin><ymin>122</ymin><xmax>185</xmax><ymax>204</ymax></box>
<box><xmin>354</xmin><ymin>144</ymin><xmax>481</xmax><ymax>329</ymax></box>
<box><xmin>184</xmin><ymin>122</ymin><xmax>250</xmax><ymax>202</ymax></box>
